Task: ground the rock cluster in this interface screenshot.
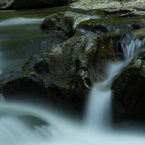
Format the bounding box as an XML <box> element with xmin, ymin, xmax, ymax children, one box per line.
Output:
<box><xmin>2</xmin><ymin>0</ymin><xmax>145</xmax><ymax>121</ymax></box>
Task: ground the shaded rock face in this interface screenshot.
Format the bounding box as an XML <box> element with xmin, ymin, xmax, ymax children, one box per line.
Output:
<box><xmin>14</xmin><ymin>0</ymin><xmax>58</xmax><ymax>8</ymax></box>
<box><xmin>111</xmin><ymin>57</ymin><xmax>145</xmax><ymax>122</ymax></box>
<box><xmin>0</xmin><ymin>0</ymin><xmax>76</xmax><ymax>9</ymax></box>
<box><xmin>2</xmin><ymin>34</ymin><xmax>116</xmax><ymax>114</ymax></box>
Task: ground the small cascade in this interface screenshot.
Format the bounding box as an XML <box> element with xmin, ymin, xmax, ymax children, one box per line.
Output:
<box><xmin>84</xmin><ymin>62</ymin><xmax>124</xmax><ymax>129</ymax></box>
<box><xmin>85</xmin><ymin>36</ymin><xmax>145</xmax><ymax>130</ymax></box>
<box><xmin>121</xmin><ymin>38</ymin><xmax>145</xmax><ymax>61</ymax></box>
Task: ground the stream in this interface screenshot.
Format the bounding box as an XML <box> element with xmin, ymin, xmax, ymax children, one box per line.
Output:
<box><xmin>1</xmin><ymin>5</ymin><xmax>145</xmax><ymax>145</ymax></box>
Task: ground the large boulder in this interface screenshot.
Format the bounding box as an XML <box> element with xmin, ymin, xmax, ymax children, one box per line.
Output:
<box><xmin>41</xmin><ymin>10</ymin><xmax>145</xmax><ymax>40</ymax></box>
<box><xmin>41</xmin><ymin>11</ymin><xmax>90</xmax><ymax>37</ymax></box>
<box><xmin>1</xmin><ymin>34</ymin><xmax>116</xmax><ymax>113</ymax></box>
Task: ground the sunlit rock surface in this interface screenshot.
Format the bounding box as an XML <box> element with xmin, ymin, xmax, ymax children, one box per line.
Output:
<box><xmin>70</xmin><ymin>0</ymin><xmax>145</xmax><ymax>12</ymax></box>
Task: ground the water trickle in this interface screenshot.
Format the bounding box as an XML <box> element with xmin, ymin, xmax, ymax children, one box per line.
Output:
<box><xmin>121</xmin><ymin>38</ymin><xmax>145</xmax><ymax>61</ymax></box>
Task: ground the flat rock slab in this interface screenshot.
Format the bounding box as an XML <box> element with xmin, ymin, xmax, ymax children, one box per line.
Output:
<box><xmin>70</xmin><ymin>0</ymin><xmax>145</xmax><ymax>12</ymax></box>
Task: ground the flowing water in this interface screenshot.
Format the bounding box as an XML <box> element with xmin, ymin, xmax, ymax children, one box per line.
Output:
<box><xmin>1</xmin><ymin>6</ymin><xmax>145</xmax><ymax>145</ymax></box>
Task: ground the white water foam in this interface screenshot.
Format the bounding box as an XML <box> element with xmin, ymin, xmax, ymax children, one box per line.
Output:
<box><xmin>0</xmin><ymin>17</ymin><xmax>44</xmax><ymax>26</ymax></box>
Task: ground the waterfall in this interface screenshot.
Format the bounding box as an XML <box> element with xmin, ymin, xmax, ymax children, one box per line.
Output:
<box><xmin>84</xmin><ymin>62</ymin><xmax>124</xmax><ymax>129</ymax></box>
<box><xmin>121</xmin><ymin>38</ymin><xmax>145</xmax><ymax>61</ymax></box>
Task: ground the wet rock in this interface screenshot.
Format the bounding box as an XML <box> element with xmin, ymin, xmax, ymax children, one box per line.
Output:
<box><xmin>41</xmin><ymin>10</ymin><xmax>143</xmax><ymax>38</ymax></box>
<box><xmin>41</xmin><ymin>11</ymin><xmax>90</xmax><ymax>37</ymax></box>
<box><xmin>0</xmin><ymin>0</ymin><xmax>14</xmax><ymax>9</ymax></box>
<box><xmin>111</xmin><ymin>58</ymin><xmax>145</xmax><ymax>122</ymax></box>
<box><xmin>76</xmin><ymin>18</ymin><xmax>144</xmax><ymax>36</ymax></box>
<box><xmin>2</xmin><ymin>34</ymin><xmax>116</xmax><ymax>113</ymax></box>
